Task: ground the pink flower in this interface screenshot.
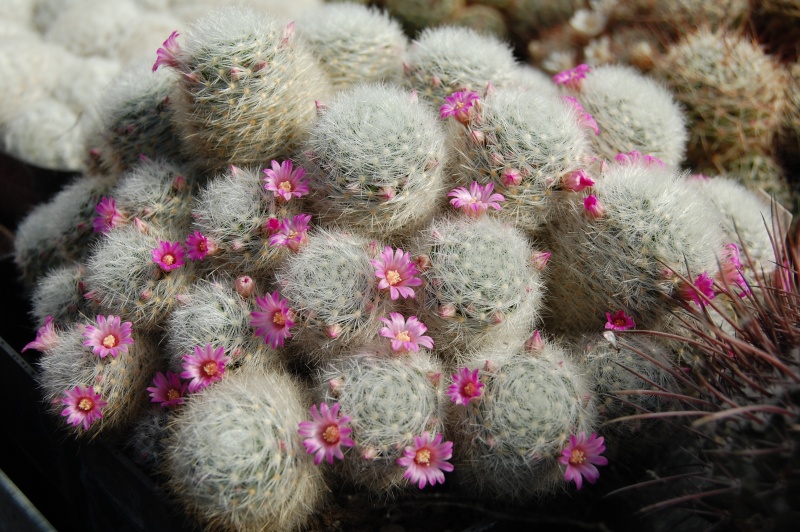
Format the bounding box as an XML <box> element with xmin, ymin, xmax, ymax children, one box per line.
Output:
<box><xmin>583</xmin><ymin>194</ymin><xmax>605</xmax><ymax>219</ymax></box>
<box><xmin>297</xmin><ymin>403</ymin><xmax>355</xmax><ymax>465</ymax></box>
<box><xmin>235</xmin><ymin>275</ymin><xmax>255</xmax><ymax>298</ymax></box>
<box><xmin>250</xmin><ymin>291</ymin><xmax>295</xmax><ymax>348</ymax></box>
<box><xmin>562</xmin><ymin>170</ymin><xmax>595</xmax><ymax>192</ymax></box>
<box><xmin>502</xmin><ymin>168</ymin><xmax>522</xmax><ymax>186</ymax></box>
<box><xmin>263</xmin><ymin>160</ymin><xmax>309</xmax><ymax>202</ymax></box>
<box><xmin>447</xmin><ymin>367</ymin><xmax>483</xmax><ymax>406</ymax></box>
<box><xmin>439</xmin><ymin>91</ymin><xmax>480</xmax><ymax>124</ymax></box>
<box><xmin>61</xmin><ymin>386</ymin><xmax>107</xmax><ymax>430</ymax></box>
<box><xmin>530</xmin><ymin>251</ymin><xmax>551</xmax><ymax>271</ymax></box>
<box><xmin>379</xmin><ymin>312</ymin><xmax>434</xmax><ymax>353</ymax></box>
<box><xmin>22</xmin><ymin>316</ymin><xmax>59</xmax><ymax>353</ymax></box>
<box><xmin>152</xmin><ymin>30</ymin><xmax>181</xmax><ymax>72</ymax></box>
<box><xmin>152</xmin><ymin>241</ymin><xmax>185</xmax><ymax>271</ymax></box>
<box><xmin>147</xmin><ymin>371</ymin><xmax>188</xmax><ymax>407</ymax></box>
<box><xmin>561</xmin><ymin>96</ymin><xmax>599</xmax><ymax>135</ymax></box>
<box><xmin>93</xmin><ymin>197</ymin><xmax>123</xmax><ymax>233</ymax></box>
<box><xmin>185</xmin><ymin>231</ymin><xmax>216</xmax><ymax>261</ymax></box>
<box><xmin>604</xmin><ymin>310</ymin><xmax>635</xmax><ymax>331</ymax></box>
<box><xmin>615</xmin><ymin>150</ymin><xmax>665</xmax><ymax>167</ymax></box>
<box><xmin>268</xmin><ymin>214</ymin><xmax>311</xmax><ymax>253</ymax></box>
<box><xmin>82</xmin><ymin>315</ymin><xmax>134</xmax><ymax>358</ymax></box>
<box><xmin>525</xmin><ymin>330</ymin><xmax>545</xmax><ymax>353</ymax></box>
<box><xmin>679</xmin><ymin>271</ymin><xmax>716</xmax><ymax>307</ymax></box>
<box><xmin>558</xmin><ymin>432</ymin><xmax>608</xmax><ymax>490</ymax></box>
<box><xmin>448</xmin><ymin>182</ymin><xmax>505</xmax><ymax>218</ymax></box>
<box><xmin>397</xmin><ymin>432</ymin><xmax>454</xmax><ymax>489</ymax></box>
<box><xmin>553</xmin><ymin>64</ymin><xmax>591</xmax><ymax>89</ymax></box>
<box><xmin>180</xmin><ymin>344</ymin><xmax>230</xmax><ymax>392</ymax></box>
<box><xmin>718</xmin><ymin>243</ymin><xmax>750</xmax><ymax>297</ymax></box>
<box><xmin>370</xmin><ymin>246</ymin><xmax>422</xmax><ymax>300</ymax></box>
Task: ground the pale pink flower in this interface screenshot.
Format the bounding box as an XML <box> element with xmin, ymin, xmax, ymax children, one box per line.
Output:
<box><xmin>562</xmin><ymin>170</ymin><xmax>595</xmax><ymax>192</ymax></box>
<box><xmin>22</xmin><ymin>316</ymin><xmax>59</xmax><ymax>353</ymax></box>
<box><xmin>180</xmin><ymin>344</ymin><xmax>230</xmax><ymax>392</ymax></box>
<box><xmin>559</xmin><ymin>432</ymin><xmax>608</xmax><ymax>490</ymax></box>
<box><xmin>679</xmin><ymin>271</ymin><xmax>716</xmax><ymax>307</ymax></box>
<box><xmin>448</xmin><ymin>182</ymin><xmax>505</xmax><ymax>218</ymax></box>
<box><xmin>263</xmin><ymin>160</ymin><xmax>309</xmax><ymax>202</ymax></box>
<box><xmin>251</xmin><ymin>291</ymin><xmax>295</xmax><ymax>348</ymax></box>
<box><xmin>615</xmin><ymin>150</ymin><xmax>665</xmax><ymax>167</ymax></box>
<box><xmin>147</xmin><ymin>371</ymin><xmax>188</xmax><ymax>407</ymax></box>
<box><xmin>530</xmin><ymin>251</ymin><xmax>551</xmax><ymax>271</ymax></box>
<box><xmin>718</xmin><ymin>243</ymin><xmax>750</xmax><ymax>297</ymax></box>
<box><xmin>61</xmin><ymin>386</ymin><xmax>107</xmax><ymax>430</ymax></box>
<box><xmin>297</xmin><ymin>403</ymin><xmax>355</xmax><ymax>465</ymax></box>
<box><xmin>185</xmin><ymin>231</ymin><xmax>216</xmax><ymax>261</ymax></box>
<box><xmin>553</xmin><ymin>64</ymin><xmax>591</xmax><ymax>89</ymax></box>
<box><xmin>502</xmin><ymin>168</ymin><xmax>522</xmax><ymax>186</ymax></box>
<box><xmin>152</xmin><ymin>241</ymin><xmax>185</xmax><ymax>271</ymax></box>
<box><xmin>235</xmin><ymin>275</ymin><xmax>255</xmax><ymax>298</ymax></box>
<box><xmin>561</xmin><ymin>95</ymin><xmax>599</xmax><ymax>135</ymax></box>
<box><xmin>447</xmin><ymin>367</ymin><xmax>484</xmax><ymax>406</ymax></box>
<box><xmin>82</xmin><ymin>315</ymin><xmax>134</xmax><ymax>358</ymax></box>
<box><xmin>583</xmin><ymin>195</ymin><xmax>605</xmax><ymax>219</ymax></box>
<box><xmin>439</xmin><ymin>91</ymin><xmax>480</xmax><ymax>124</ymax></box>
<box><xmin>604</xmin><ymin>310</ymin><xmax>635</xmax><ymax>331</ymax></box>
<box><xmin>93</xmin><ymin>197</ymin><xmax>123</xmax><ymax>234</ymax></box>
<box><xmin>379</xmin><ymin>313</ymin><xmax>434</xmax><ymax>353</ymax></box>
<box><xmin>397</xmin><ymin>432</ymin><xmax>454</xmax><ymax>489</ymax></box>
<box><xmin>268</xmin><ymin>214</ymin><xmax>311</xmax><ymax>253</ymax></box>
<box><xmin>370</xmin><ymin>246</ymin><xmax>422</xmax><ymax>300</ymax></box>
<box><xmin>152</xmin><ymin>30</ymin><xmax>181</xmax><ymax>72</ymax></box>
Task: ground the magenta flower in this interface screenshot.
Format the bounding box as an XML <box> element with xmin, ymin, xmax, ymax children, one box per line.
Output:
<box><xmin>615</xmin><ymin>150</ymin><xmax>665</xmax><ymax>167</ymax></box>
<box><xmin>379</xmin><ymin>312</ymin><xmax>434</xmax><ymax>353</ymax></box>
<box><xmin>152</xmin><ymin>30</ymin><xmax>181</xmax><ymax>72</ymax></box>
<box><xmin>152</xmin><ymin>241</ymin><xmax>185</xmax><ymax>271</ymax></box>
<box><xmin>185</xmin><ymin>231</ymin><xmax>216</xmax><ymax>261</ymax></box>
<box><xmin>93</xmin><ymin>197</ymin><xmax>123</xmax><ymax>234</ymax></box>
<box><xmin>370</xmin><ymin>246</ymin><xmax>422</xmax><ymax>300</ymax></box>
<box><xmin>180</xmin><ymin>344</ymin><xmax>230</xmax><ymax>392</ymax></box>
<box><xmin>297</xmin><ymin>403</ymin><xmax>355</xmax><ymax>465</ymax></box>
<box><xmin>22</xmin><ymin>316</ymin><xmax>59</xmax><ymax>353</ymax></box>
<box><xmin>679</xmin><ymin>271</ymin><xmax>716</xmax><ymax>307</ymax></box>
<box><xmin>447</xmin><ymin>367</ymin><xmax>484</xmax><ymax>406</ymax></box>
<box><xmin>558</xmin><ymin>432</ymin><xmax>608</xmax><ymax>490</ymax></box>
<box><xmin>263</xmin><ymin>160</ymin><xmax>309</xmax><ymax>201</ymax></box>
<box><xmin>439</xmin><ymin>91</ymin><xmax>480</xmax><ymax>125</ymax></box>
<box><xmin>583</xmin><ymin>194</ymin><xmax>605</xmax><ymax>219</ymax></box>
<box><xmin>250</xmin><ymin>291</ymin><xmax>295</xmax><ymax>348</ymax></box>
<box><xmin>147</xmin><ymin>371</ymin><xmax>188</xmax><ymax>407</ymax></box>
<box><xmin>82</xmin><ymin>315</ymin><xmax>134</xmax><ymax>358</ymax></box>
<box><xmin>397</xmin><ymin>432</ymin><xmax>454</xmax><ymax>489</ymax></box>
<box><xmin>562</xmin><ymin>170</ymin><xmax>595</xmax><ymax>192</ymax></box>
<box><xmin>718</xmin><ymin>243</ymin><xmax>750</xmax><ymax>297</ymax></box>
<box><xmin>604</xmin><ymin>310</ymin><xmax>635</xmax><ymax>331</ymax></box>
<box><xmin>561</xmin><ymin>96</ymin><xmax>599</xmax><ymax>135</ymax></box>
<box><xmin>553</xmin><ymin>64</ymin><xmax>591</xmax><ymax>89</ymax></box>
<box><xmin>448</xmin><ymin>182</ymin><xmax>505</xmax><ymax>218</ymax></box>
<box><xmin>61</xmin><ymin>386</ymin><xmax>107</xmax><ymax>430</ymax></box>
<box><xmin>268</xmin><ymin>214</ymin><xmax>311</xmax><ymax>253</ymax></box>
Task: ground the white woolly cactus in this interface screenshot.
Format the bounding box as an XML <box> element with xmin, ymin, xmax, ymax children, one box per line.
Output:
<box><xmin>127</xmin><ymin>407</ymin><xmax>175</xmax><ymax>471</ymax></box>
<box><xmin>14</xmin><ymin>173</ymin><xmax>116</xmax><ymax>286</ymax></box>
<box><xmin>83</xmin><ymin>225</ymin><xmax>197</xmax><ymax>330</ymax></box>
<box><xmin>403</xmin><ymin>26</ymin><xmax>518</xmax><ymax>107</ymax></box>
<box><xmin>565</xmin><ymin>64</ymin><xmax>687</xmax><ymax>167</ymax></box>
<box><xmin>296</xmin><ymin>4</ymin><xmax>407</xmax><ymax>90</ymax></box>
<box><xmin>316</xmin><ymin>351</ymin><xmax>446</xmax><ymax>495</ymax></box>
<box><xmin>414</xmin><ymin>216</ymin><xmax>544</xmax><ymax>355</ymax></box>
<box><xmin>305</xmin><ymin>83</ymin><xmax>448</xmax><ymax>239</ymax></box>
<box><xmin>37</xmin><ymin>316</ymin><xmax>160</xmax><ymax>437</ymax></box>
<box><xmin>164</xmin><ymin>369</ymin><xmax>326</xmax><ymax>532</ymax></box>
<box><xmin>153</xmin><ymin>7</ymin><xmax>332</xmax><ymax>172</ymax></box>
<box><xmin>543</xmin><ymin>158</ymin><xmax>725</xmax><ymax>334</ymax></box>
<box><xmin>30</xmin><ymin>264</ymin><xmax>100</xmax><ymax>328</ymax></box>
<box><xmin>450</xmin><ymin>341</ymin><xmax>597</xmax><ymax>501</ymax></box>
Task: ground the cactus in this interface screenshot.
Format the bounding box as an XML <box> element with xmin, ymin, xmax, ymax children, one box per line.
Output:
<box><xmin>315</xmin><ymin>350</ymin><xmax>446</xmax><ymax>495</ymax></box>
<box><xmin>164</xmin><ymin>369</ymin><xmax>326</xmax><ymax>531</ymax></box>
<box><xmin>126</xmin><ymin>407</ymin><xmax>175</xmax><ymax>471</ymax></box>
<box><xmin>154</xmin><ymin>7</ymin><xmax>332</xmax><ymax>172</ymax></box>
<box><xmin>723</xmin><ymin>152</ymin><xmax>793</xmax><ymax>209</ymax></box>
<box><xmin>296</xmin><ymin>4</ymin><xmax>407</xmax><ymax>90</ymax></box>
<box><xmin>506</xmin><ymin>0</ymin><xmax>582</xmax><ymax>42</ymax></box>
<box><xmin>450</xmin><ymin>340</ymin><xmax>597</xmax><ymax>501</ymax></box>
<box><xmin>29</xmin><ymin>263</ymin><xmax>100</xmax><ymax>328</ymax></box>
<box><xmin>383</xmin><ymin>0</ymin><xmax>464</xmax><ymax>36</ymax></box>
<box><xmin>449</xmin><ymin>4</ymin><xmax>509</xmax><ymax>40</ymax></box>
<box><xmin>304</xmin><ymin>83</ymin><xmax>448</xmax><ymax>239</ymax></box>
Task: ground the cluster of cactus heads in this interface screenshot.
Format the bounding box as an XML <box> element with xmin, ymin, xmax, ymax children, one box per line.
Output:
<box><xmin>13</xmin><ymin>2</ymin><xmax>798</xmax><ymax>529</ymax></box>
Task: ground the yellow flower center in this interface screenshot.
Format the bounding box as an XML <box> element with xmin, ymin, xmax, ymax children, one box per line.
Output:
<box><xmin>613</xmin><ymin>318</ymin><xmax>626</xmax><ymax>327</ymax></box>
<box><xmin>273</xmin><ymin>312</ymin><xmax>286</xmax><ymax>326</ymax></box>
<box><xmin>570</xmin><ymin>449</ymin><xmax>586</xmax><ymax>465</ymax></box>
<box><xmin>202</xmin><ymin>361</ymin><xmax>219</xmax><ymax>377</ymax></box>
<box><xmin>162</xmin><ymin>253</ymin><xmax>175</xmax><ymax>265</ymax></box>
<box><xmin>288</xmin><ymin>230</ymin><xmax>298</xmax><ymax>239</ymax></box>
<box><xmin>463</xmin><ymin>382</ymin><xmax>476</xmax><ymax>397</ymax></box>
<box><xmin>78</xmin><ymin>398</ymin><xmax>94</xmax><ymax>411</ymax></box>
<box><xmin>396</xmin><ymin>330</ymin><xmax>411</xmax><ymax>342</ymax></box>
<box><xmin>323</xmin><ymin>424</ymin><xmax>340</xmax><ymax>444</ymax></box>
<box><xmin>278</xmin><ymin>181</ymin><xmax>293</xmax><ymax>193</ymax></box>
<box><xmin>415</xmin><ymin>448</ymin><xmax>431</xmax><ymax>466</ymax></box>
<box><xmin>385</xmin><ymin>270</ymin><xmax>402</xmax><ymax>285</ymax></box>
<box><xmin>102</xmin><ymin>334</ymin><xmax>118</xmax><ymax>348</ymax></box>
<box><xmin>166</xmin><ymin>388</ymin><xmax>181</xmax><ymax>401</ymax></box>
<box><xmin>197</xmin><ymin>241</ymin><xmax>207</xmax><ymax>252</ymax></box>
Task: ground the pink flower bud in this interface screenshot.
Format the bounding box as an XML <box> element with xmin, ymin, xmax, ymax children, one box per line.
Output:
<box><xmin>583</xmin><ymin>195</ymin><xmax>605</xmax><ymax>219</ymax></box>
<box><xmin>562</xmin><ymin>170</ymin><xmax>595</xmax><ymax>192</ymax></box>
<box><xmin>134</xmin><ymin>217</ymin><xmax>149</xmax><ymax>234</ymax></box>
<box><xmin>439</xmin><ymin>303</ymin><xmax>457</xmax><ymax>318</ymax></box>
<box><xmin>363</xmin><ymin>447</ymin><xmax>379</xmax><ymax>460</ymax></box>
<box><xmin>380</xmin><ymin>186</ymin><xmax>396</xmax><ymax>200</ymax></box>
<box><xmin>503</xmin><ymin>168</ymin><xmax>522</xmax><ymax>186</ymax></box>
<box><xmin>329</xmin><ymin>377</ymin><xmax>344</xmax><ymax>396</ymax></box>
<box><xmin>326</xmin><ymin>324</ymin><xmax>342</xmax><ymax>339</ymax></box>
<box><xmin>235</xmin><ymin>276</ymin><xmax>255</xmax><ymax>298</ymax></box>
<box><xmin>413</xmin><ymin>254</ymin><xmax>431</xmax><ymax>272</ymax></box>
<box><xmin>484</xmin><ymin>359</ymin><xmax>498</xmax><ymax>373</ymax></box>
<box><xmin>172</xmin><ymin>175</ymin><xmax>187</xmax><ymax>191</ymax></box>
<box><xmin>471</xmin><ymin>129</ymin><xmax>485</xmax><ymax>145</ymax></box>
<box><xmin>525</xmin><ymin>330</ymin><xmax>545</xmax><ymax>353</ymax></box>
<box><xmin>530</xmin><ymin>251</ymin><xmax>551</xmax><ymax>271</ymax></box>
<box><xmin>427</xmin><ymin>371</ymin><xmax>441</xmax><ymax>387</ymax></box>
<box><xmin>491</xmin><ymin>152</ymin><xmax>505</xmax><ymax>165</ymax></box>
<box><xmin>490</xmin><ymin>311</ymin><xmax>505</xmax><ymax>325</ymax></box>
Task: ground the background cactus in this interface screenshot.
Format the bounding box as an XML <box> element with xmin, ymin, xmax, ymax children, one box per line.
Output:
<box><xmin>29</xmin><ymin>263</ymin><xmax>100</xmax><ymax>328</ymax></box>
